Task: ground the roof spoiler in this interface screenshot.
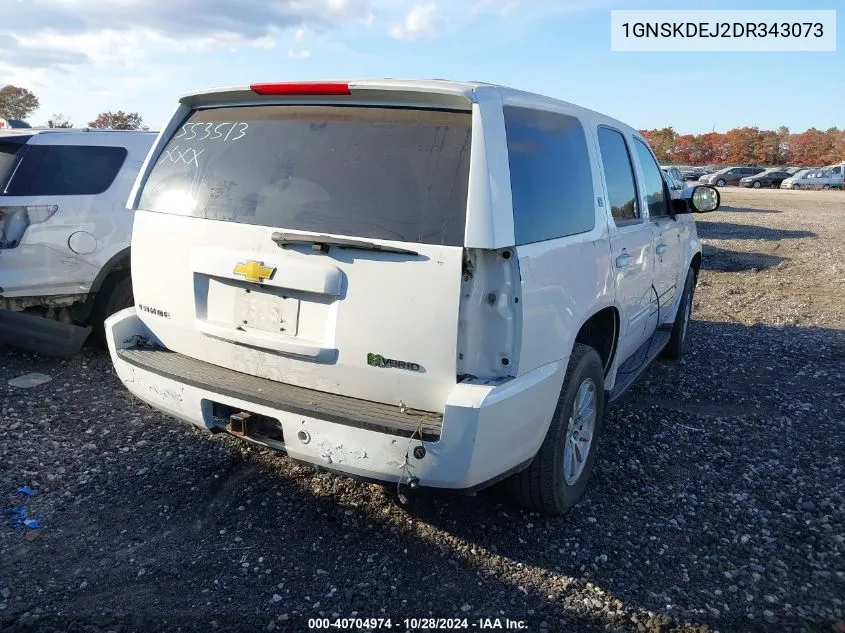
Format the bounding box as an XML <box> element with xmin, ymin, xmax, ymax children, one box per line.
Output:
<box><xmin>179</xmin><ymin>80</ymin><xmax>479</xmax><ymax>111</ymax></box>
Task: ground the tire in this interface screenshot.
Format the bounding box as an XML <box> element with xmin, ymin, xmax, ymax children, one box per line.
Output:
<box><xmin>506</xmin><ymin>344</ymin><xmax>605</xmax><ymax>516</ymax></box>
<box><xmin>91</xmin><ymin>276</ymin><xmax>133</xmax><ymax>345</ymax></box>
<box><xmin>662</xmin><ymin>267</ymin><xmax>695</xmax><ymax>360</ymax></box>
<box><xmin>752</xmin><ymin>181</ymin><xmax>762</xmax><ymax>189</ymax></box>
<box><xmin>715</xmin><ymin>178</ymin><xmax>726</xmax><ymax>187</ymax></box>
<box><xmin>102</xmin><ymin>276</ymin><xmax>134</xmax><ymax>317</ymax></box>
<box><xmin>822</xmin><ymin>184</ymin><xmax>831</xmax><ymax>190</ymax></box>
<box><xmin>793</xmin><ymin>184</ymin><xmax>800</xmax><ymax>189</ymax></box>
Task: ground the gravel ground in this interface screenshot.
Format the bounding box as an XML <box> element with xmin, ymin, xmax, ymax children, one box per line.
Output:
<box><xmin>1</xmin><ymin>188</ymin><xmax>843</xmax><ymax>633</ymax></box>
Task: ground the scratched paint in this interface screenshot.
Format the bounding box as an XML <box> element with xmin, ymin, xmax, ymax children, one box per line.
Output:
<box><xmin>146</xmin><ymin>384</ymin><xmax>184</xmax><ymax>411</ymax></box>
<box><xmin>313</xmin><ymin>440</ymin><xmax>369</xmax><ymax>465</ymax></box>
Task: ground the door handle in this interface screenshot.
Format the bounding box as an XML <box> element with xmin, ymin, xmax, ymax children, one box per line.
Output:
<box><xmin>615</xmin><ymin>253</ymin><xmax>633</xmax><ymax>268</ymax></box>
<box><xmin>656</xmin><ymin>243</ymin><xmax>667</xmax><ymax>255</ymax></box>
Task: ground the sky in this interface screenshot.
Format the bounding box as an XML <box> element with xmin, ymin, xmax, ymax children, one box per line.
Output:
<box><xmin>1</xmin><ymin>0</ymin><xmax>842</xmax><ymax>134</ymax></box>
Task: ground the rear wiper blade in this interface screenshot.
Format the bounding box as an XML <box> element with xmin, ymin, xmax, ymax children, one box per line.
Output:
<box><xmin>271</xmin><ymin>232</ymin><xmax>419</xmax><ymax>257</ymax></box>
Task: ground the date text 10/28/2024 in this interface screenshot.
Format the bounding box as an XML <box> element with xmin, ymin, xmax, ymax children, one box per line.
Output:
<box><xmin>308</xmin><ymin>618</ymin><xmax>529</xmax><ymax>630</ymax></box>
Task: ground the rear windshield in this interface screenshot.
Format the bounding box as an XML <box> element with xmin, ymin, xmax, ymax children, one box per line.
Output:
<box><xmin>138</xmin><ymin>105</ymin><xmax>473</xmax><ymax>246</ymax></box>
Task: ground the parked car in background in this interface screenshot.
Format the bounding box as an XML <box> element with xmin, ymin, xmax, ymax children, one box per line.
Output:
<box><xmin>700</xmin><ymin>166</ymin><xmax>766</xmax><ymax>187</ymax></box>
<box><xmin>680</xmin><ymin>166</ymin><xmax>707</xmax><ymax>181</ymax></box>
<box><xmin>104</xmin><ymin>79</ymin><xmax>720</xmax><ymax>516</ymax></box>
<box><xmin>781</xmin><ymin>168</ymin><xmax>832</xmax><ymax>190</ymax></box>
<box><xmin>817</xmin><ymin>163</ymin><xmax>845</xmax><ymax>189</ymax></box>
<box><xmin>779</xmin><ymin>169</ymin><xmax>814</xmax><ymax>188</ymax></box>
<box><xmin>0</xmin><ymin>118</ymin><xmax>32</xmax><ymax>130</ymax></box>
<box><xmin>739</xmin><ymin>168</ymin><xmax>793</xmax><ymax>189</ymax></box>
<box><xmin>0</xmin><ymin>128</ymin><xmax>157</xmax><ymax>356</ymax></box>
<box><xmin>661</xmin><ymin>165</ymin><xmax>686</xmax><ymax>195</ymax></box>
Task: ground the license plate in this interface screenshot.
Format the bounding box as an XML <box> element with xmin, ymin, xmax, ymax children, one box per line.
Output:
<box><xmin>233</xmin><ymin>289</ymin><xmax>300</xmax><ymax>335</ymax></box>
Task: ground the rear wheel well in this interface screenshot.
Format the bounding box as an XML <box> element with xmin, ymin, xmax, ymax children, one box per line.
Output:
<box><xmin>690</xmin><ymin>252</ymin><xmax>702</xmax><ymax>281</ymax></box>
<box><xmin>71</xmin><ymin>258</ymin><xmax>132</xmax><ymax>325</ymax></box>
<box><xmin>574</xmin><ymin>307</ymin><xmax>618</xmax><ymax>375</ymax></box>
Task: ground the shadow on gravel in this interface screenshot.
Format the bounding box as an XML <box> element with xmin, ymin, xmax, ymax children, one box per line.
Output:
<box><xmin>2</xmin><ymin>324</ymin><xmax>843</xmax><ymax>633</ymax></box>
<box><xmin>404</xmin><ymin>321</ymin><xmax>845</xmax><ymax>633</ymax></box>
<box><xmin>696</xmin><ymin>220</ymin><xmax>816</xmax><ymax>242</ymax></box>
<box><xmin>701</xmin><ymin>244</ymin><xmax>784</xmax><ymax>272</ymax></box>
<box><xmin>716</xmin><ymin>205</ymin><xmax>781</xmax><ymax>214</ymax></box>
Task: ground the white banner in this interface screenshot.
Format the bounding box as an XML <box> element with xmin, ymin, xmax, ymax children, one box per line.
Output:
<box><xmin>611</xmin><ymin>10</ymin><xmax>836</xmax><ymax>52</ymax></box>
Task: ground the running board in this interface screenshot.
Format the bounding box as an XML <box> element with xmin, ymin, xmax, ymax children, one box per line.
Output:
<box><xmin>607</xmin><ymin>326</ymin><xmax>672</xmax><ymax>404</ymax></box>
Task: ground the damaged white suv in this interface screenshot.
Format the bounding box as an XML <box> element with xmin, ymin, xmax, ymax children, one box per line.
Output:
<box><xmin>106</xmin><ymin>80</ymin><xmax>719</xmax><ymax>515</ymax></box>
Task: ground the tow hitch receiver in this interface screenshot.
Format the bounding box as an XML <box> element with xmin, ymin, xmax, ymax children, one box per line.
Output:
<box><xmin>212</xmin><ymin>403</ymin><xmax>285</xmax><ymax>448</ymax></box>
<box><xmin>227</xmin><ymin>411</ymin><xmax>250</xmax><ymax>436</ymax></box>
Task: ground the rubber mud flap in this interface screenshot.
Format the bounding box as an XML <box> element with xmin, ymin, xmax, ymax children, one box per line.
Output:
<box><xmin>0</xmin><ymin>309</ymin><xmax>92</xmax><ymax>358</ymax></box>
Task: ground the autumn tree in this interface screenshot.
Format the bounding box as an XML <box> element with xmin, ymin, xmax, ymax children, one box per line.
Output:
<box><xmin>88</xmin><ymin>110</ymin><xmax>146</xmax><ymax>130</ymax></box>
<box><xmin>0</xmin><ymin>85</ymin><xmax>40</xmax><ymax>121</ymax></box>
<box><xmin>640</xmin><ymin>124</ymin><xmax>842</xmax><ymax>167</ymax></box>
<box><xmin>672</xmin><ymin>134</ymin><xmax>700</xmax><ymax>164</ymax></box>
<box><xmin>639</xmin><ymin>127</ymin><xmax>677</xmax><ymax>162</ymax></box>
<box><xmin>699</xmin><ymin>132</ymin><xmax>726</xmax><ymax>164</ymax></box>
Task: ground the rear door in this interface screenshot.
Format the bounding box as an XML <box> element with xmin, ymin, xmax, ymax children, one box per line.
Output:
<box><xmin>596</xmin><ymin>126</ymin><xmax>656</xmax><ymax>364</ymax></box>
<box><xmin>130</xmin><ymin>103</ymin><xmax>473</xmax><ymax>413</ymax></box>
<box><xmin>632</xmin><ymin>137</ymin><xmax>682</xmax><ymax>313</ymax></box>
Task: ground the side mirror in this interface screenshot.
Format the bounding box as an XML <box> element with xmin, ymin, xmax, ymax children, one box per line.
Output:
<box><xmin>671</xmin><ymin>185</ymin><xmax>720</xmax><ymax>215</ymax></box>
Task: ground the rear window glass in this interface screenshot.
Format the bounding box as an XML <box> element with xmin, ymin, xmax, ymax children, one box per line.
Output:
<box><xmin>503</xmin><ymin>106</ymin><xmax>595</xmax><ymax>245</ymax></box>
<box><xmin>137</xmin><ymin>105</ymin><xmax>473</xmax><ymax>246</ymax></box>
<box><xmin>0</xmin><ymin>140</ymin><xmax>27</xmax><ymax>189</ymax></box>
<box><xmin>5</xmin><ymin>145</ymin><xmax>128</xmax><ymax>196</ymax></box>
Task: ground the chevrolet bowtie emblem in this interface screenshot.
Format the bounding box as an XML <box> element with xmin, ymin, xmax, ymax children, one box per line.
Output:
<box><xmin>233</xmin><ymin>261</ymin><xmax>275</xmax><ymax>283</ymax></box>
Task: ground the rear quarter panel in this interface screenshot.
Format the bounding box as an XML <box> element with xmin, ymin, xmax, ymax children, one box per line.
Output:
<box><xmin>494</xmin><ymin>93</ymin><xmax>616</xmax><ymax>378</ymax></box>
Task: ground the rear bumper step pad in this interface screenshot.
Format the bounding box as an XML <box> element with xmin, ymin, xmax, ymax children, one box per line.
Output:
<box><xmin>116</xmin><ymin>346</ymin><xmax>443</xmax><ymax>441</ymax></box>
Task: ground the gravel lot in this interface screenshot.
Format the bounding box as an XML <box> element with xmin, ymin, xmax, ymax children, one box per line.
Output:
<box><xmin>1</xmin><ymin>188</ymin><xmax>843</xmax><ymax>633</ymax></box>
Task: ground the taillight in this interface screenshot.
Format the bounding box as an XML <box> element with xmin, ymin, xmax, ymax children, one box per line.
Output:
<box><xmin>0</xmin><ymin>205</ymin><xmax>58</xmax><ymax>249</ymax></box>
<box><xmin>250</xmin><ymin>82</ymin><xmax>351</xmax><ymax>96</ymax></box>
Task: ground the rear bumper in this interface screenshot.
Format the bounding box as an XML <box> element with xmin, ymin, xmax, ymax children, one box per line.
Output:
<box><xmin>0</xmin><ymin>308</ymin><xmax>92</xmax><ymax>357</ymax></box>
<box><xmin>105</xmin><ymin>308</ymin><xmax>566</xmax><ymax>489</ymax></box>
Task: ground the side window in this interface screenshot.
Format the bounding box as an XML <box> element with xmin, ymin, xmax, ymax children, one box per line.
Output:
<box><xmin>503</xmin><ymin>106</ymin><xmax>595</xmax><ymax>244</ymax></box>
<box><xmin>5</xmin><ymin>145</ymin><xmax>127</xmax><ymax>196</ymax></box>
<box><xmin>633</xmin><ymin>138</ymin><xmax>669</xmax><ymax>218</ymax></box>
<box><xmin>596</xmin><ymin>127</ymin><xmax>638</xmax><ymax>223</ymax></box>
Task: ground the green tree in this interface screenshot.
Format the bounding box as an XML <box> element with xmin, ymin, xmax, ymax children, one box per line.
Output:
<box><xmin>0</xmin><ymin>85</ymin><xmax>40</xmax><ymax>121</ymax></box>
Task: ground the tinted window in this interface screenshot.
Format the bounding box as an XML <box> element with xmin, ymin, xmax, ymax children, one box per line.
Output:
<box><xmin>138</xmin><ymin>105</ymin><xmax>472</xmax><ymax>246</ymax></box>
<box><xmin>597</xmin><ymin>127</ymin><xmax>638</xmax><ymax>222</ymax></box>
<box><xmin>0</xmin><ymin>141</ymin><xmax>26</xmax><ymax>189</ymax></box>
<box><xmin>503</xmin><ymin>107</ymin><xmax>595</xmax><ymax>244</ymax></box>
<box><xmin>5</xmin><ymin>145</ymin><xmax>127</xmax><ymax>196</ymax></box>
<box><xmin>633</xmin><ymin>139</ymin><xmax>669</xmax><ymax>218</ymax></box>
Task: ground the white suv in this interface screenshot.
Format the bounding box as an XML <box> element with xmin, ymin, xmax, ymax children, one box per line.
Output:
<box><xmin>105</xmin><ymin>80</ymin><xmax>719</xmax><ymax>515</ymax></box>
<box><xmin>0</xmin><ymin>128</ymin><xmax>156</xmax><ymax>356</ymax></box>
